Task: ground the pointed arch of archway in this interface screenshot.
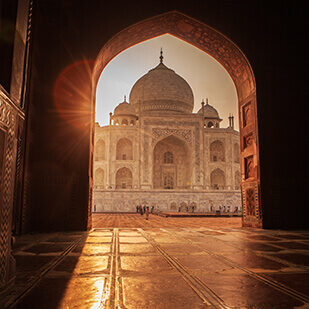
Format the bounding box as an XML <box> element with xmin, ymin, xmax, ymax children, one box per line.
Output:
<box><xmin>91</xmin><ymin>11</ymin><xmax>261</xmax><ymax>227</ymax></box>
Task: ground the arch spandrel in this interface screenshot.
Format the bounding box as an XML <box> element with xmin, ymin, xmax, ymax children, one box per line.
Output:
<box><xmin>93</xmin><ymin>11</ymin><xmax>261</xmax><ymax>228</ymax></box>
<box><xmin>94</xmin><ymin>11</ymin><xmax>255</xmax><ymax>99</ymax></box>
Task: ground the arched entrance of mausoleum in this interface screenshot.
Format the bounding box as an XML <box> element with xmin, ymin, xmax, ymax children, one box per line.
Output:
<box><xmin>153</xmin><ymin>135</ymin><xmax>191</xmax><ymax>190</ymax></box>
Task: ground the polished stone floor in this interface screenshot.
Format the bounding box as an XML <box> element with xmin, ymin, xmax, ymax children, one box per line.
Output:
<box><xmin>1</xmin><ymin>214</ymin><xmax>309</xmax><ymax>308</ymax></box>
<box><xmin>92</xmin><ymin>212</ymin><xmax>242</xmax><ymax>228</ymax></box>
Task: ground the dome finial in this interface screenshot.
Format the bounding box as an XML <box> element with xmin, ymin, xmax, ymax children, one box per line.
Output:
<box><xmin>206</xmin><ymin>98</ymin><xmax>209</xmax><ymax>105</ymax></box>
<box><xmin>160</xmin><ymin>48</ymin><xmax>163</xmax><ymax>63</ymax></box>
<box><xmin>124</xmin><ymin>95</ymin><xmax>127</xmax><ymax>102</ymax></box>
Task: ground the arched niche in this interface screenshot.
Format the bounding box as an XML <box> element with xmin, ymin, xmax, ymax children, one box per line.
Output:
<box><xmin>116</xmin><ymin>138</ymin><xmax>133</xmax><ymax>160</ymax></box>
<box><xmin>116</xmin><ymin>167</ymin><xmax>133</xmax><ymax>189</ymax></box>
<box><xmin>210</xmin><ymin>168</ymin><xmax>225</xmax><ymax>190</ymax></box>
<box><xmin>95</xmin><ymin>139</ymin><xmax>105</xmax><ymax>161</ymax></box>
<box><xmin>153</xmin><ymin>135</ymin><xmax>191</xmax><ymax>189</ymax></box>
<box><xmin>210</xmin><ymin>140</ymin><xmax>225</xmax><ymax>162</ymax></box>
<box><xmin>170</xmin><ymin>202</ymin><xmax>177</xmax><ymax>211</ymax></box>
<box><xmin>92</xmin><ymin>11</ymin><xmax>261</xmax><ymax>227</ymax></box>
<box><xmin>179</xmin><ymin>202</ymin><xmax>187</xmax><ymax>212</ymax></box>
<box><xmin>190</xmin><ymin>202</ymin><xmax>197</xmax><ymax>212</ymax></box>
<box><xmin>94</xmin><ymin>168</ymin><xmax>105</xmax><ymax>188</ymax></box>
<box><xmin>121</xmin><ymin>119</ymin><xmax>128</xmax><ymax>125</ymax></box>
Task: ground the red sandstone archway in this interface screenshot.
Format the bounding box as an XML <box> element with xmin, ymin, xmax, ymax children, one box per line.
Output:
<box><xmin>91</xmin><ymin>11</ymin><xmax>261</xmax><ymax>228</ymax></box>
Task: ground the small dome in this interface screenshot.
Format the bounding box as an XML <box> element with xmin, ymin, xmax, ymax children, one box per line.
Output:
<box><xmin>198</xmin><ymin>102</ymin><xmax>220</xmax><ymax>118</ymax></box>
<box><xmin>129</xmin><ymin>52</ymin><xmax>194</xmax><ymax>114</ymax></box>
<box><xmin>114</xmin><ymin>99</ymin><xmax>136</xmax><ymax>116</ymax></box>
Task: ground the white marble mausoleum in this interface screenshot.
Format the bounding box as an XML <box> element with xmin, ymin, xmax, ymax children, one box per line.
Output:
<box><xmin>93</xmin><ymin>53</ymin><xmax>241</xmax><ymax>212</ymax></box>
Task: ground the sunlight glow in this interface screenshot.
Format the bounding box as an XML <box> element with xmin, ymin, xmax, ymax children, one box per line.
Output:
<box><xmin>91</xmin><ymin>279</ymin><xmax>105</xmax><ymax>309</ymax></box>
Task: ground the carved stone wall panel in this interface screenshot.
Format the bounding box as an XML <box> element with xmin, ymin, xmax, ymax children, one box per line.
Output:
<box><xmin>241</xmin><ymin>181</ymin><xmax>262</xmax><ymax>227</ymax></box>
<box><xmin>242</xmin><ymin>101</ymin><xmax>253</xmax><ymax>128</ymax></box>
<box><xmin>243</xmin><ymin>132</ymin><xmax>254</xmax><ymax>149</ymax></box>
<box><xmin>244</xmin><ymin>155</ymin><xmax>254</xmax><ymax>179</ymax></box>
<box><xmin>20</xmin><ymin>175</ymin><xmax>31</xmax><ymax>233</ymax></box>
<box><xmin>12</xmin><ymin>123</ymin><xmax>24</xmax><ymax>235</ymax></box>
<box><xmin>0</xmin><ymin>94</ymin><xmax>17</xmax><ymax>288</ymax></box>
<box><xmin>152</xmin><ymin>128</ymin><xmax>192</xmax><ymax>145</ymax></box>
<box><xmin>239</xmin><ymin>91</ymin><xmax>260</xmax><ymax>227</ymax></box>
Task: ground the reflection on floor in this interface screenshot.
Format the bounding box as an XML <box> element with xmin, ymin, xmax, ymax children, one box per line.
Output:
<box><xmin>1</xmin><ymin>214</ymin><xmax>308</xmax><ymax>308</ymax></box>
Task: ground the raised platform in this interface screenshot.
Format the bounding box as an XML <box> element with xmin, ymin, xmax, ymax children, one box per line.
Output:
<box><xmin>157</xmin><ymin>211</ymin><xmax>242</xmax><ymax>217</ymax></box>
<box><xmin>93</xmin><ymin>190</ymin><xmax>241</xmax><ymax>213</ymax></box>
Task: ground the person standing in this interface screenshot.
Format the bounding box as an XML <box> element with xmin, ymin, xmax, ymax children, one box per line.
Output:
<box><xmin>145</xmin><ymin>206</ymin><xmax>149</xmax><ymax>220</ymax></box>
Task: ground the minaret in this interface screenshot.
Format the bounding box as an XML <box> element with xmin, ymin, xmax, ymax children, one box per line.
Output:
<box><xmin>228</xmin><ymin>114</ymin><xmax>234</xmax><ymax>129</ymax></box>
<box><xmin>201</xmin><ymin>99</ymin><xmax>205</xmax><ymax>116</ymax></box>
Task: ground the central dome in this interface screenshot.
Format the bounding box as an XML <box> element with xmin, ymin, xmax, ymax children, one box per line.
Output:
<box><xmin>129</xmin><ymin>55</ymin><xmax>194</xmax><ymax>114</ymax></box>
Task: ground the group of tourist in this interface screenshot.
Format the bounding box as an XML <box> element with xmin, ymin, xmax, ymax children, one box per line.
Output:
<box><xmin>136</xmin><ymin>205</ymin><xmax>155</xmax><ymax>220</ymax></box>
<box><xmin>210</xmin><ymin>205</ymin><xmax>240</xmax><ymax>213</ymax></box>
<box><xmin>219</xmin><ymin>205</ymin><xmax>231</xmax><ymax>213</ymax></box>
<box><xmin>178</xmin><ymin>205</ymin><xmax>196</xmax><ymax>213</ymax></box>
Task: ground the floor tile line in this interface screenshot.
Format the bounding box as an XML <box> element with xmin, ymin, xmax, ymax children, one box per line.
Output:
<box><xmin>179</xmin><ymin>228</ymin><xmax>309</xmax><ymax>304</ymax></box>
<box><xmin>7</xmin><ymin>234</ymin><xmax>86</xmax><ymax>308</ymax></box>
<box><xmin>103</xmin><ymin>228</ymin><xmax>117</xmax><ymax>308</ymax></box>
<box><xmin>138</xmin><ymin>228</ymin><xmax>230</xmax><ymax>309</ymax></box>
<box><xmin>116</xmin><ymin>229</ymin><xmax>126</xmax><ymax>309</ymax></box>
<box><xmin>186</xmin><ymin>229</ymin><xmax>308</xmax><ymax>269</ymax></box>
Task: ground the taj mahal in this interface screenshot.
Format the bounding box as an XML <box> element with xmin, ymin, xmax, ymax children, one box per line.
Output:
<box><xmin>93</xmin><ymin>52</ymin><xmax>241</xmax><ymax>212</ymax></box>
